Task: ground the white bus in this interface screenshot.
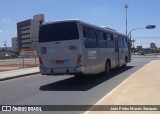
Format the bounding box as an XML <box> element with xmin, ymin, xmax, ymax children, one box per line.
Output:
<box><xmin>38</xmin><ymin>20</ymin><xmax>130</xmax><ymax>75</ymax></box>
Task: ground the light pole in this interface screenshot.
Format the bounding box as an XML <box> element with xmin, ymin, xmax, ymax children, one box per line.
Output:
<box><xmin>128</xmin><ymin>25</ymin><xmax>156</xmax><ymax>61</ymax></box>
<box><xmin>124</xmin><ymin>4</ymin><xmax>128</xmax><ymax>35</ymax></box>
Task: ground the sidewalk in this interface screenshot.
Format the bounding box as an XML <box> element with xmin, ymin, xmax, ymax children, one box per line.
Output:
<box><xmin>0</xmin><ymin>67</ymin><xmax>39</xmax><ymax>81</ymax></box>
<box><xmin>86</xmin><ymin>60</ymin><xmax>160</xmax><ymax>114</ymax></box>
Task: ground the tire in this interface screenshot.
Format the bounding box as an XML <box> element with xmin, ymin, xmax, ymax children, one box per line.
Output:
<box><xmin>122</xmin><ymin>63</ymin><xmax>126</xmax><ymax>67</ymax></box>
<box><xmin>105</xmin><ymin>61</ymin><xmax>111</xmax><ymax>75</ymax></box>
<box><xmin>122</xmin><ymin>56</ymin><xmax>128</xmax><ymax>67</ymax></box>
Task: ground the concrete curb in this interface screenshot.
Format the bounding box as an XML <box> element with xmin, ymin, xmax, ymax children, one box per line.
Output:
<box><xmin>132</xmin><ymin>57</ymin><xmax>159</xmax><ymax>58</ymax></box>
<box><xmin>0</xmin><ymin>72</ymin><xmax>40</xmax><ymax>82</ymax></box>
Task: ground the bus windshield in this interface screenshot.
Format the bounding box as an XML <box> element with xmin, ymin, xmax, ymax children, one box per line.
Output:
<box><xmin>39</xmin><ymin>22</ymin><xmax>79</xmax><ymax>42</ymax></box>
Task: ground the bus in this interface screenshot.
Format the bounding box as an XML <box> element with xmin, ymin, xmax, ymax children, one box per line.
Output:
<box><xmin>38</xmin><ymin>19</ymin><xmax>130</xmax><ymax>75</ymax></box>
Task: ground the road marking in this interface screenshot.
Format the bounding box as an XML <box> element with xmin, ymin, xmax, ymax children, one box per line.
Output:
<box><xmin>84</xmin><ymin>61</ymin><xmax>152</xmax><ymax>114</ymax></box>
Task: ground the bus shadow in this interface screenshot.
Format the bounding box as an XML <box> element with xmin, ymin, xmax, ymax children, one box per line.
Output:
<box><xmin>39</xmin><ymin>66</ymin><xmax>134</xmax><ymax>91</ymax></box>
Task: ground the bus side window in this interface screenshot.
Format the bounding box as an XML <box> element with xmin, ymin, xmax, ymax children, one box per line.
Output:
<box><xmin>83</xmin><ymin>27</ymin><xmax>90</xmax><ymax>38</ymax></box>
<box><xmin>118</xmin><ymin>36</ymin><xmax>124</xmax><ymax>48</ymax></box>
<box><xmin>83</xmin><ymin>29</ymin><xmax>86</xmax><ymax>37</ymax></box>
<box><xmin>106</xmin><ymin>33</ymin><xmax>114</xmax><ymax>48</ymax></box>
<box><xmin>97</xmin><ymin>31</ymin><xmax>106</xmax><ymax>48</ymax></box>
<box><xmin>83</xmin><ymin>27</ymin><xmax>90</xmax><ymax>48</ymax></box>
<box><xmin>83</xmin><ymin>27</ymin><xmax>97</xmax><ymax>48</ymax></box>
<box><xmin>124</xmin><ymin>37</ymin><xmax>128</xmax><ymax>48</ymax></box>
<box><xmin>110</xmin><ymin>34</ymin><xmax>113</xmax><ymax>41</ymax></box>
<box><xmin>104</xmin><ymin>33</ymin><xmax>107</xmax><ymax>46</ymax></box>
<box><xmin>90</xmin><ymin>29</ymin><xmax>97</xmax><ymax>48</ymax></box>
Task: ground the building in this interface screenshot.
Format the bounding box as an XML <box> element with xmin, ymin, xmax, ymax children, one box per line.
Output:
<box><xmin>12</xmin><ymin>37</ymin><xmax>18</xmax><ymax>53</ymax></box>
<box><xmin>150</xmin><ymin>42</ymin><xmax>156</xmax><ymax>49</ymax></box>
<box><xmin>137</xmin><ymin>45</ymin><xmax>143</xmax><ymax>51</ymax></box>
<box><xmin>17</xmin><ymin>14</ymin><xmax>44</xmax><ymax>53</ymax></box>
<box><xmin>143</xmin><ymin>48</ymin><xmax>151</xmax><ymax>54</ymax></box>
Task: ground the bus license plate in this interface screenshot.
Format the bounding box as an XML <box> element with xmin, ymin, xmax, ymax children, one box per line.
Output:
<box><xmin>56</xmin><ymin>60</ymin><xmax>64</xmax><ymax>64</ymax></box>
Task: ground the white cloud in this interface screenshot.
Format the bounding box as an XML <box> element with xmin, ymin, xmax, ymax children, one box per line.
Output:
<box><xmin>2</xmin><ymin>18</ymin><xmax>11</xmax><ymax>23</ymax></box>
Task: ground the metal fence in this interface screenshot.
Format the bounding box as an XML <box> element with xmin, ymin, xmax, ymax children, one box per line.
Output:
<box><xmin>0</xmin><ymin>56</ymin><xmax>39</xmax><ymax>72</ymax></box>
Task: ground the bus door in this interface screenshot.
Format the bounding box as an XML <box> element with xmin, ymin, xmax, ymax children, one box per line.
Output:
<box><xmin>114</xmin><ymin>35</ymin><xmax>119</xmax><ymax>66</ymax></box>
<box><xmin>118</xmin><ymin>36</ymin><xmax>125</xmax><ymax>65</ymax></box>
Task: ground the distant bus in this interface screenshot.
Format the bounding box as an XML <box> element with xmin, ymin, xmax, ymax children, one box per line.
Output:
<box><xmin>38</xmin><ymin>20</ymin><xmax>130</xmax><ymax>75</ymax></box>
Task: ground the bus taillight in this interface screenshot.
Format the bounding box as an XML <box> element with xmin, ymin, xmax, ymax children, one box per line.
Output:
<box><xmin>77</xmin><ymin>54</ymin><xmax>82</xmax><ymax>63</ymax></box>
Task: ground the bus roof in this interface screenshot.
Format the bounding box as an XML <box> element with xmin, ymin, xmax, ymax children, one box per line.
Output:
<box><xmin>40</xmin><ymin>19</ymin><xmax>79</xmax><ymax>26</ymax></box>
<box><xmin>40</xmin><ymin>19</ymin><xmax>127</xmax><ymax>37</ymax></box>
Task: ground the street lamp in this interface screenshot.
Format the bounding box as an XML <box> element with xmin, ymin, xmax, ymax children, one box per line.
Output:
<box><xmin>128</xmin><ymin>25</ymin><xmax>156</xmax><ymax>61</ymax></box>
<box><xmin>128</xmin><ymin>25</ymin><xmax>156</xmax><ymax>39</ymax></box>
<box><xmin>145</xmin><ymin>25</ymin><xmax>156</xmax><ymax>29</ymax></box>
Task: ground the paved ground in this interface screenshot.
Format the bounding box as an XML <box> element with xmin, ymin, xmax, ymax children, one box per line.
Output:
<box><xmin>132</xmin><ymin>54</ymin><xmax>160</xmax><ymax>58</ymax></box>
<box><xmin>0</xmin><ymin>58</ymin><xmax>158</xmax><ymax>114</ymax></box>
<box><xmin>0</xmin><ymin>67</ymin><xmax>39</xmax><ymax>81</ymax></box>
<box><xmin>86</xmin><ymin>60</ymin><xmax>160</xmax><ymax>114</ymax></box>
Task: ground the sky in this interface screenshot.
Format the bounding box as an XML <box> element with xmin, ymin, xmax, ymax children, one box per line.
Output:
<box><xmin>0</xmin><ymin>0</ymin><xmax>160</xmax><ymax>48</ymax></box>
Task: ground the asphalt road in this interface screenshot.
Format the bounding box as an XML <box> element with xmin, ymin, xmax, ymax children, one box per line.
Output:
<box><xmin>0</xmin><ymin>58</ymin><xmax>158</xmax><ymax>114</ymax></box>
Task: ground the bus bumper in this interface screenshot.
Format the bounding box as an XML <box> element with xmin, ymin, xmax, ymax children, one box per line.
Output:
<box><xmin>39</xmin><ymin>66</ymin><xmax>85</xmax><ymax>75</ymax></box>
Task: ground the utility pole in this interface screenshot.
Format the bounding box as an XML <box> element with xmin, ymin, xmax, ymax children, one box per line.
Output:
<box><xmin>124</xmin><ymin>4</ymin><xmax>128</xmax><ymax>35</ymax></box>
<box><xmin>3</xmin><ymin>41</ymin><xmax>7</xmax><ymax>54</ymax></box>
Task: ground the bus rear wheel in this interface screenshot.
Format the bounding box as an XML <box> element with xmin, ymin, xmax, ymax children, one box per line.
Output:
<box><xmin>105</xmin><ymin>61</ymin><xmax>111</xmax><ymax>75</ymax></box>
<box><xmin>122</xmin><ymin>56</ymin><xmax>128</xmax><ymax>67</ymax></box>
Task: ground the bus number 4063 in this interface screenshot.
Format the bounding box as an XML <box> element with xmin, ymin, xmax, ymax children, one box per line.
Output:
<box><xmin>69</xmin><ymin>45</ymin><xmax>77</xmax><ymax>50</ymax></box>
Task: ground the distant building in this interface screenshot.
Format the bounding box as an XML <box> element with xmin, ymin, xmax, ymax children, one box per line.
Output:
<box><xmin>137</xmin><ymin>45</ymin><xmax>143</xmax><ymax>50</ymax></box>
<box><xmin>12</xmin><ymin>37</ymin><xmax>18</xmax><ymax>53</ymax></box>
<box><xmin>143</xmin><ymin>48</ymin><xmax>151</xmax><ymax>54</ymax></box>
<box><xmin>17</xmin><ymin>14</ymin><xmax>44</xmax><ymax>53</ymax></box>
<box><xmin>150</xmin><ymin>42</ymin><xmax>156</xmax><ymax>49</ymax></box>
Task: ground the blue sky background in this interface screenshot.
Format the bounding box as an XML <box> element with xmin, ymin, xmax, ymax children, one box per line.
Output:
<box><xmin>0</xmin><ymin>0</ymin><xmax>160</xmax><ymax>48</ymax></box>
